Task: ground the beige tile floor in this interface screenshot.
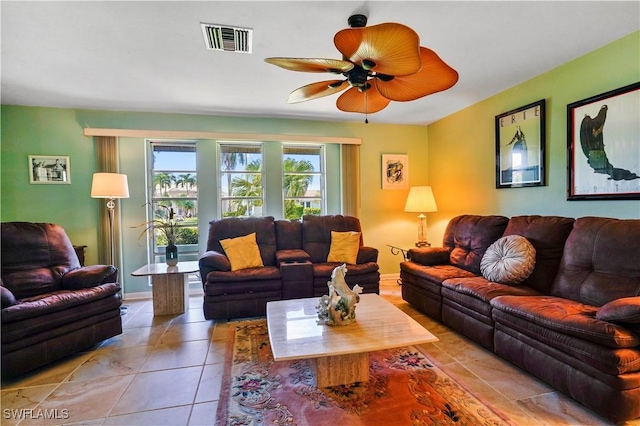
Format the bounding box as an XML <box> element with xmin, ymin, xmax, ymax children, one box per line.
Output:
<box><xmin>2</xmin><ymin>278</ymin><xmax>639</xmax><ymax>425</ymax></box>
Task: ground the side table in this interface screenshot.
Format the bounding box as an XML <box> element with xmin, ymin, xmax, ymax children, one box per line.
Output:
<box><xmin>386</xmin><ymin>244</ymin><xmax>411</xmax><ymax>261</ymax></box>
<box><xmin>131</xmin><ymin>261</ymin><xmax>200</xmax><ymax>316</ymax></box>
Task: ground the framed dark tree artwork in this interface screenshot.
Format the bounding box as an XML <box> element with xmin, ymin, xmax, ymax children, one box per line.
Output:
<box><xmin>567</xmin><ymin>82</ymin><xmax>640</xmax><ymax>200</ymax></box>
<box><xmin>495</xmin><ymin>100</ymin><xmax>546</xmax><ymax>188</ymax></box>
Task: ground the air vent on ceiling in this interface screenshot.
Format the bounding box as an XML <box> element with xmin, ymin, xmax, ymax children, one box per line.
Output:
<box><xmin>201</xmin><ymin>23</ymin><xmax>252</xmax><ymax>53</ymax></box>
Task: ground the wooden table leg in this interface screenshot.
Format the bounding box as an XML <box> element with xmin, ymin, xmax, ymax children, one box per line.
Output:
<box><xmin>314</xmin><ymin>353</ymin><xmax>370</xmax><ymax>388</ymax></box>
<box><xmin>151</xmin><ymin>273</ymin><xmax>189</xmax><ymax>315</ymax></box>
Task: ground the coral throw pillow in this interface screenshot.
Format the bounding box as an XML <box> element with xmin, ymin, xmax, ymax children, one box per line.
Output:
<box><xmin>219</xmin><ymin>233</ymin><xmax>264</xmax><ymax>271</ymax></box>
<box><xmin>327</xmin><ymin>231</ymin><xmax>361</xmax><ymax>264</ymax></box>
<box><xmin>480</xmin><ymin>235</ymin><xmax>536</xmax><ymax>285</ymax></box>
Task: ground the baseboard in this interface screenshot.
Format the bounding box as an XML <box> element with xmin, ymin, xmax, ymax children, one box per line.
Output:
<box><xmin>123</xmin><ymin>276</ymin><xmax>399</xmax><ymax>301</ymax></box>
<box><xmin>123</xmin><ymin>286</ymin><xmax>204</xmax><ymax>301</ymax></box>
<box><xmin>380</xmin><ymin>273</ymin><xmax>400</xmax><ymax>281</ymax></box>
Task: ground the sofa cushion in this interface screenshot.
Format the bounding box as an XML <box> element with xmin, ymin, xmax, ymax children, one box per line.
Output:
<box><xmin>443</xmin><ymin>276</ymin><xmax>541</xmax><ymax>305</ymax></box>
<box><xmin>204</xmin><ymin>266</ymin><xmax>281</xmax><ymax>284</ymax></box>
<box><xmin>275</xmin><ymin>219</ymin><xmax>302</xmax><ymax>250</ymax></box>
<box><xmin>480</xmin><ymin>235</ymin><xmax>536</xmax><ymax>285</ymax></box>
<box><xmin>400</xmin><ymin>262</ymin><xmax>477</xmax><ymax>285</ymax></box>
<box><xmin>206</xmin><ymin>216</ymin><xmax>277</xmax><ymax>267</ymax></box>
<box><xmin>443</xmin><ymin>215</ymin><xmax>509</xmax><ymax>274</ymax></box>
<box><xmin>302</xmin><ymin>215</ymin><xmax>362</xmax><ymax>264</ymax></box>
<box><xmin>1</xmin><ymin>282</ymin><xmax>122</xmax><ymax>324</ymax></box>
<box><xmin>327</xmin><ymin>231</ymin><xmax>361</xmax><ymax>264</ymax></box>
<box><xmin>1</xmin><ymin>222</ymin><xmax>82</xmax><ymax>299</ymax></box>
<box><xmin>597</xmin><ymin>297</ymin><xmax>640</xmax><ymax>324</ymax></box>
<box><xmin>220</xmin><ymin>233</ymin><xmax>264</xmax><ymax>271</ymax></box>
<box><xmin>502</xmin><ymin>215</ymin><xmax>574</xmax><ymax>293</ymax></box>
<box><xmin>551</xmin><ymin>217</ymin><xmax>640</xmax><ymax>306</ymax></box>
<box><xmin>312</xmin><ymin>262</ymin><xmax>378</xmax><ymax>278</ymax></box>
<box><xmin>491</xmin><ymin>295</ymin><xmax>639</xmax><ymax>349</ymax></box>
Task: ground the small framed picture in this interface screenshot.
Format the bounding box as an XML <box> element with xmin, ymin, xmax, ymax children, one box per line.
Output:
<box><xmin>29</xmin><ymin>155</ymin><xmax>71</xmax><ymax>184</ymax></box>
<box><xmin>495</xmin><ymin>100</ymin><xmax>546</xmax><ymax>188</ymax></box>
<box><xmin>567</xmin><ymin>82</ymin><xmax>640</xmax><ymax>200</ymax></box>
<box><xmin>381</xmin><ymin>154</ymin><xmax>409</xmax><ymax>190</ymax></box>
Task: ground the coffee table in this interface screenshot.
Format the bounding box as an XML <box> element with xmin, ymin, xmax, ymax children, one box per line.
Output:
<box><xmin>131</xmin><ymin>261</ymin><xmax>199</xmax><ymax>316</ymax></box>
<box><xmin>266</xmin><ymin>293</ymin><xmax>438</xmax><ymax>387</ymax></box>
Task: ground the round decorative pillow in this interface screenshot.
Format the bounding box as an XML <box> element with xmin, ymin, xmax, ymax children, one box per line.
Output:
<box><xmin>480</xmin><ymin>235</ymin><xmax>536</xmax><ymax>285</ymax></box>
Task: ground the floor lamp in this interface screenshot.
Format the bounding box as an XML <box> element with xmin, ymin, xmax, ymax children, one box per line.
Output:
<box><xmin>404</xmin><ymin>186</ymin><xmax>438</xmax><ymax>247</ymax></box>
<box><xmin>90</xmin><ymin>173</ymin><xmax>130</xmax><ymax>267</ymax></box>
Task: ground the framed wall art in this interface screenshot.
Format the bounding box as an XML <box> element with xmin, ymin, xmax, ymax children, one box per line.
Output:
<box><xmin>381</xmin><ymin>154</ymin><xmax>408</xmax><ymax>190</ymax></box>
<box><xmin>495</xmin><ymin>99</ymin><xmax>546</xmax><ymax>188</ymax></box>
<box><xmin>29</xmin><ymin>155</ymin><xmax>71</xmax><ymax>184</ymax></box>
<box><xmin>567</xmin><ymin>82</ymin><xmax>640</xmax><ymax>200</ymax></box>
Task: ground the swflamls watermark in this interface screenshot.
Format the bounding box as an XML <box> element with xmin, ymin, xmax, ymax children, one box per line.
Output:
<box><xmin>3</xmin><ymin>408</ymin><xmax>70</xmax><ymax>420</ymax></box>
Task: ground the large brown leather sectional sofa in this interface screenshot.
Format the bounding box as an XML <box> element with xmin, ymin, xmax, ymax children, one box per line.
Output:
<box><xmin>1</xmin><ymin>222</ymin><xmax>123</xmax><ymax>379</ymax></box>
<box><xmin>400</xmin><ymin>215</ymin><xmax>640</xmax><ymax>423</ymax></box>
<box><xmin>199</xmin><ymin>214</ymin><xmax>380</xmax><ymax>320</ymax></box>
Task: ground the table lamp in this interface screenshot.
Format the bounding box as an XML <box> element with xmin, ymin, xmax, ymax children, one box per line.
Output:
<box><xmin>91</xmin><ymin>173</ymin><xmax>130</xmax><ymax>265</ymax></box>
<box><xmin>404</xmin><ymin>186</ymin><xmax>438</xmax><ymax>247</ymax></box>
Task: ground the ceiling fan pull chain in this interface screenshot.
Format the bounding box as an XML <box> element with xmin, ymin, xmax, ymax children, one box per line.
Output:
<box><xmin>365</xmin><ymin>89</ymin><xmax>369</xmax><ymax>124</ymax></box>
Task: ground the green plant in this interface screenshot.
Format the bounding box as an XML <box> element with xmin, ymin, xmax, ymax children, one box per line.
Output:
<box><xmin>136</xmin><ymin>205</ymin><xmax>180</xmax><ymax>246</ymax></box>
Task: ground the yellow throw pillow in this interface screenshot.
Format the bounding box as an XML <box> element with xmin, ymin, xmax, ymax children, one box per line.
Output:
<box><xmin>327</xmin><ymin>231</ymin><xmax>361</xmax><ymax>264</ymax></box>
<box><xmin>219</xmin><ymin>232</ymin><xmax>264</xmax><ymax>271</ymax></box>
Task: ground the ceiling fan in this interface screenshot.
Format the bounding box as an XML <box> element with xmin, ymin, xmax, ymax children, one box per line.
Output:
<box><xmin>265</xmin><ymin>14</ymin><xmax>459</xmax><ymax>122</ymax></box>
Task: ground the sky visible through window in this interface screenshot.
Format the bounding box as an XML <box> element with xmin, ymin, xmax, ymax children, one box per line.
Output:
<box><xmin>154</xmin><ymin>151</ymin><xmax>196</xmax><ymax>171</ymax></box>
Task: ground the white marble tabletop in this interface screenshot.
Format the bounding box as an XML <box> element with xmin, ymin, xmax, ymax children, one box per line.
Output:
<box><xmin>131</xmin><ymin>261</ymin><xmax>200</xmax><ymax>276</ymax></box>
<box><xmin>266</xmin><ymin>293</ymin><xmax>438</xmax><ymax>361</ymax></box>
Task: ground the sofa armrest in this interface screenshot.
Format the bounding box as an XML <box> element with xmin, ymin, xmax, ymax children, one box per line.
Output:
<box><xmin>1</xmin><ymin>285</ymin><xmax>17</xmax><ymax>308</ymax></box>
<box><xmin>357</xmin><ymin>246</ymin><xmax>379</xmax><ymax>264</ymax></box>
<box><xmin>276</xmin><ymin>249</ymin><xmax>311</xmax><ymax>265</ymax></box>
<box><xmin>596</xmin><ymin>297</ymin><xmax>640</xmax><ymax>324</ymax></box>
<box><xmin>408</xmin><ymin>247</ymin><xmax>450</xmax><ymax>266</ymax></box>
<box><xmin>199</xmin><ymin>250</ymin><xmax>231</xmax><ymax>283</ymax></box>
<box><xmin>61</xmin><ymin>265</ymin><xmax>118</xmax><ymax>290</ymax></box>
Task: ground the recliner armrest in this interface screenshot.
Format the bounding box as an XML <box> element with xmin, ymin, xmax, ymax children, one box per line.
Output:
<box><xmin>199</xmin><ymin>251</ymin><xmax>231</xmax><ymax>282</ymax></box>
<box><xmin>408</xmin><ymin>247</ymin><xmax>450</xmax><ymax>266</ymax></box>
<box><xmin>61</xmin><ymin>265</ymin><xmax>118</xmax><ymax>290</ymax></box>
<box><xmin>276</xmin><ymin>249</ymin><xmax>311</xmax><ymax>265</ymax></box>
<box><xmin>357</xmin><ymin>246</ymin><xmax>379</xmax><ymax>264</ymax></box>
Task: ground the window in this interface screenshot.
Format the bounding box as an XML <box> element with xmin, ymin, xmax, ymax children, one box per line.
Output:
<box><xmin>148</xmin><ymin>142</ymin><xmax>198</xmax><ymax>263</ymax></box>
<box><xmin>283</xmin><ymin>145</ymin><xmax>324</xmax><ymax>219</ymax></box>
<box><xmin>219</xmin><ymin>143</ymin><xmax>264</xmax><ymax>217</ymax></box>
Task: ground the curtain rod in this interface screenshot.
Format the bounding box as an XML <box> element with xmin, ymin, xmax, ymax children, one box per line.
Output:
<box><xmin>83</xmin><ymin>128</ymin><xmax>361</xmax><ymax>145</ymax></box>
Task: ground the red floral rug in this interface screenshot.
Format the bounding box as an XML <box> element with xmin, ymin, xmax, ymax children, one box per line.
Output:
<box><xmin>216</xmin><ymin>319</ymin><xmax>515</xmax><ymax>426</ymax></box>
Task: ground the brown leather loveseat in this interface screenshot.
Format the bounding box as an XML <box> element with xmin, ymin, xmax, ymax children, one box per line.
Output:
<box><xmin>199</xmin><ymin>215</ymin><xmax>380</xmax><ymax>320</ymax></box>
<box><xmin>1</xmin><ymin>222</ymin><xmax>123</xmax><ymax>378</ymax></box>
<box><xmin>400</xmin><ymin>215</ymin><xmax>640</xmax><ymax>423</ymax></box>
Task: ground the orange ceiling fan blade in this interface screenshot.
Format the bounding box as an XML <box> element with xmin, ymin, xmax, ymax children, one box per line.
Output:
<box><xmin>375</xmin><ymin>47</ymin><xmax>459</xmax><ymax>101</ymax></box>
<box><xmin>265</xmin><ymin>57</ymin><xmax>354</xmax><ymax>73</ymax></box>
<box><xmin>287</xmin><ymin>80</ymin><xmax>349</xmax><ymax>104</ymax></box>
<box><xmin>336</xmin><ymin>85</ymin><xmax>390</xmax><ymax>114</ymax></box>
<box><xmin>334</xmin><ymin>23</ymin><xmax>421</xmax><ymax>76</ymax></box>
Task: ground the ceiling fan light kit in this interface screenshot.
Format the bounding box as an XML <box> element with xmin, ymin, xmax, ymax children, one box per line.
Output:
<box><xmin>265</xmin><ymin>14</ymin><xmax>459</xmax><ymax>121</ymax></box>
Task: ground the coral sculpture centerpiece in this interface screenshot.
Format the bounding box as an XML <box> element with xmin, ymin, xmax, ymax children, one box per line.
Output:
<box><xmin>316</xmin><ymin>264</ymin><xmax>363</xmax><ymax>326</ymax></box>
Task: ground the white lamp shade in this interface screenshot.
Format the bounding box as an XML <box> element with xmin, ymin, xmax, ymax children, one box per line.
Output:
<box><xmin>404</xmin><ymin>186</ymin><xmax>437</xmax><ymax>213</ymax></box>
<box><xmin>91</xmin><ymin>173</ymin><xmax>130</xmax><ymax>198</ymax></box>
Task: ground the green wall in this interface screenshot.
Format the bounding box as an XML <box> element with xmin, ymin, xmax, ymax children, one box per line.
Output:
<box><xmin>427</xmin><ymin>31</ymin><xmax>640</xmax><ymax>244</ymax></box>
<box><xmin>2</xmin><ymin>31</ymin><xmax>638</xmax><ymax>293</ymax></box>
<box><xmin>1</xmin><ymin>107</ymin><xmax>429</xmax><ymax>291</ymax></box>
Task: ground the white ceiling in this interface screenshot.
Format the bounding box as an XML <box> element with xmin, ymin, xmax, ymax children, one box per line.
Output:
<box><xmin>2</xmin><ymin>1</ymin><xmax>639</xmax><ymax>126</ymax></box>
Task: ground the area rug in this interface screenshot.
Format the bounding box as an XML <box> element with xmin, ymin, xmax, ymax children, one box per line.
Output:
<box><xmin>216</xmin><ymin>319</ymin><xmax>515</xmax><ymax>426</ymax></box>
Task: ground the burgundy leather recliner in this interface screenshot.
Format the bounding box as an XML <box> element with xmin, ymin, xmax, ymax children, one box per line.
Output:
<box><xmin>1</xmin><ymin>222</ymin><xmax>123</xmax><ymax>378</ymax></box>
